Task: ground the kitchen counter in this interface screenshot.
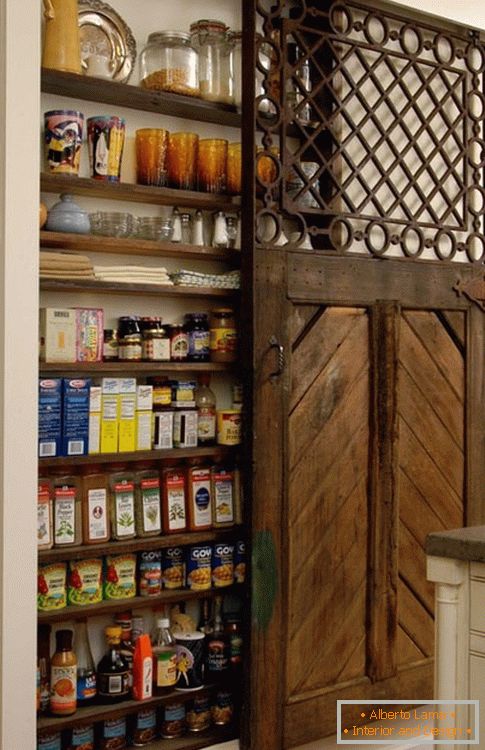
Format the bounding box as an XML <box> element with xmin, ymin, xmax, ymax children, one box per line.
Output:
<box><xmin>426</xmin><ymin>525</ymin><xmax>485</xmax><ymax>562</ymax></box>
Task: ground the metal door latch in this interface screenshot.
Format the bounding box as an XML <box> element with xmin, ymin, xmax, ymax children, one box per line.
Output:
<box><xmin>268</xmin><ymin>335</ymin><xmax>285</xmax><ymax>378</ymax></box>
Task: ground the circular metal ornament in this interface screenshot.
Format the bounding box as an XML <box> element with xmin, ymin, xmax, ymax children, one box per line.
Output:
<box><xmin>365</xmin><ymin>221</ymin><xmax>390</xmax><ymax>257</ymax></box>
<box><xmin>465</xmin><ymin>232</ymin><xmax>485</xmax><ymax>263</ymax></box>
<box><xmin>401</xmin><ymin>225</ymin><xmax>424</xmax><ymax>258</ymax></box>
<box><xmin>434</xmin><ymin>229</ymin><xmax>457</xmax><ymax>261</ymax></box>
<box><xmin>78</xmin><ymin>0</ymin><xmax>136</xmax><ymax>83</ymax></box>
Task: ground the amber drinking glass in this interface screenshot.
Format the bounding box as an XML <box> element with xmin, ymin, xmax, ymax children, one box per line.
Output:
<box><xmin>226</xmin><ymin>142</ymin><xmax>242</xmax><ymax>195</ymax></box>
<box><xmin>135</xmin><ymin>128</ymin><xmax>168</xmax><ymax>187</ymax></box>
<box><xmin>256</xmin><ymin>146</ymin><xmax>279</xmax><ymax>195</ymax></box>
<box><xmin>167</xmin><ymin>132</ymin><xmax>199</xmax><ymax>190</ymax></box>
<box><xmin>198</xmin><ymin>138</ymin><xmax>228</xmax><ymax>193</ymax></box>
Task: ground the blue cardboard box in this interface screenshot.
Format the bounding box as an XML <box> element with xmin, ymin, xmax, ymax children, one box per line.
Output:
<box><xmin>38</xmin><ymin>379</ymin><xmax>62</xmax><ymax>458</ymax></box>
<box><xmin>61</xmin><ymin>378</ymin><xmax>91</xmax><ymax>456</ymax></box>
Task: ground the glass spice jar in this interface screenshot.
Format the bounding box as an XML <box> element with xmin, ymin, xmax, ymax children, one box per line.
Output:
<box><xmin>210</xmin><ymin>308</ymin><xmax>237</xmax><ymax>363</ymax></box>
<box><xmin>140</xmin><ymin>32</ymin><xmax>200</xmax><ymax>96</ymax></box>
<box><xmin>190</xmin><ymin>20</ymin><xmax>232</xmax><ymax>104</ymax></box>
<box><xmin>118</xmin><ymin>317</ymin><xmax>142</xmax><ymax>362</ymax></box>
<box><xmin>184</xmin><ymin>313</ymin><xmax>210</xmax><ymax>362</ymax></box>
<box><xmin>140</xmin><ymin>317</ymin><xmax>170</xmax><ymax>362</ymax></box>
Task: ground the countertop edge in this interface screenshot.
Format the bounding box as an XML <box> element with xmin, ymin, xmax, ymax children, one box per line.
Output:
<box><xmin>425</xmin><ymin>525</ymin><xmax>485</xmax><ymax>563</ymax></box>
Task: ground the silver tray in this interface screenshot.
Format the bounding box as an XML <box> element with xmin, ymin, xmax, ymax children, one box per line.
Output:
<box><xmin>78</xmin><ymin>0</ymin><xmax>136</xmax><ymax>83</ymax></box>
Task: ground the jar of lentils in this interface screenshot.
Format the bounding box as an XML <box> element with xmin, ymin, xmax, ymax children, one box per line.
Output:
<box><xmin>140</xmin><ymin>32</ymin><xmax>200</xmax><ymax>97</ymax></box>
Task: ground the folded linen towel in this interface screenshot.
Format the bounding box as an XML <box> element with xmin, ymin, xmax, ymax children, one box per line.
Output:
<box><xmin>40</xmin><ymin>270</ymin><xmax>96</xmax><ymax>280</ymax></box>
<box><xmin>93</xmin><ymin>265</ymin><xmax>168</xmax><ymax>274</ymax></box>
<box><xmin>40</xmin><ymin>251</ymin><xmax>93</xmax><ymax>267</ymax></box>
<box><xmin>93</xmin><ymin>276</ymin><xmax>173</xmax><ymax>286</ymax></box>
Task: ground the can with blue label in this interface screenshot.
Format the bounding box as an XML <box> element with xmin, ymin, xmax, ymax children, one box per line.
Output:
<box><xmin>67</xmin><ymin>725</ymin><xmax>94</xmax><ymax>749</ymax></box>
<box><xmin>37</xmin><ymin>734</ymin><xmax>61</xmax><ymax>750</ymax></box>
<box><xmin>162</xmin><ymin>546</ymin><xmax>185</xmax><ymax>589</ymax></box>
<box><xmin>186</xmin><ymin>544</ymin><xmax>212</xmax><ymax>591</ymax></box>
<box><xmin>212</xmin><ymin>542</ymin><xmax>234</xmax><ymax>587</ymax></box>
<box><xmin>131</xmin><ymin>707</ymin><xmax>157</xmax><ymax>746</ymax></box>
<box><xmin>139</xmin><ymin>550</ymin><xmax>162</xmax><ymax>597</ymax></box>
<box><xmin>234</xmin><ymin>540</ymin><xmax>246</xmax><ymax>584</ymax></box>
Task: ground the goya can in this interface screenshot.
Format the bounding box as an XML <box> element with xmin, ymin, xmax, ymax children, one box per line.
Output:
<box><xmin>212</xmin><ymin>542</ymin><xmax>234</xmax><ymax>588</ymax></box>
<box><xmin>131</xmin><ymin>708</ymin><xmax>157</xmax><ymax>746</ymax></box>
<box><xmin>160</xmin><ymin>700</ymin><xmax>186</xmax><ymax>738</ymax></box>
<box><xmin>37</xmin><ymin>734</ymin><xmax>61</xmax><ymax>750</ymax></box>
<box><xmin>162</xmin><ymin>546</ymin><xmax>185</xmax><ymax>589</ymax></box>
<box><xmin>99</xmin><ymin>717</ymin><xmax>127</xmax><ymax>750</ymax></box>
<box><xmin>212</xmin><ymin>690</ymin><xmax>234</xmax><ymax>725</ymax></box>
<box><xmin>186</xmin><ymin>544</ymin><xmax>212</xmax><ymax>591</ymax></box>
<box><xmin>186</xmin><ymin>694</ymin><xmax>211</xmax><ymax>733</ymax></box>
<box><xmin>67</xmin><ymin>725</ymin><xmax>94</xmax><ymax>749</ymax></box>
<box><xmin>138</xmin><ymin>550</ymin><xmax>162</xmax><ymax>597</ymax></box>
<box><xmin>234</xmin><ymin>540</ymin><xmax>246</xmax><ymax>584</ymax></box>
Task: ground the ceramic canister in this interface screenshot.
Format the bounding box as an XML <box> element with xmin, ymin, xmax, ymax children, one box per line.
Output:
<box><xmin>44</xmin><ymin>110</ymin><xmax>84</xmax><ymax>175</ymax></box>
<box><xmin>87</xmin><ymin>116</ymin><xmax>126</xmax><ymax>182</ymax></box>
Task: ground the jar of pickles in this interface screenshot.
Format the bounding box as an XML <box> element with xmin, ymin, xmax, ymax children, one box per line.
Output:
<box><xmin>140</xmin><ymin>32</ymin><xmax>199</xmax><ymax>96</ymax></box>
<box><xmin>190</xmin><ymin>20</ymin><xmax>232</xmax><ymax>103</ymax></box>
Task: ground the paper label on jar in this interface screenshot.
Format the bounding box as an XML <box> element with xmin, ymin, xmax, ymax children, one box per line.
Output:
<box><xmin>190</xmin><ymin>469</ymin><xmax>212</xmax><ymax>527</ymax></box>
<box><xmin>114</xmin><ymin>484</ymin><xmax>135</xmax><ymax>537</ymax></box>
<box><xmin>50</xmin><ymin>664</ymin><xmax>77</xmax><ymax>712</ymax></box>
<box><xmin>210</xmin><ymin>327</ymin><xmax>237</xmax><ymax>353</ymax></box>
<box><xmin>197</xmin><ymin>409</ymin><xmax>216</xmax><ymax>442</ymax></box>
<box><xmin>214</xmin><ymin>473</ymin><xmax>235</xmax><ymax>524</ymax></box>
<box><xmin>141</xmin><ymin>479</ymin><xmax>162</xmax><ymax>533</ymax></box>
<box><xmin>166</xmin><ymin>476</ymin><xmax>186</xmax><ymax>531</ymax></box>
<box><xmin>54</xmin><ymin>488</ymin><xmax>76</xmax><ymax>545</ymax></box>
<box><xmin>188</xmin><ymin>330</ymin><xmax>210</xmax><ymax>357</ymax></box>
<box><xmin>88</xmin><ymin>488</ymin><xmax>108</xmax><ymax>540</ymax></box>
<box><xmin>156</xmin><ymin>651</ymin><xmax>177</xmax><ymax>687</ymax></box>
<box><xmin>171</xmin><ymin>332</ymin><xmax>189</xmax><ymax>359</ymax></box>
<box><xmin>38</xmin><ymin>491</ymin><xmax>52</xmax><ymax>547</ymax></box>
<box><xmin>148</xmin><ymin>337</ymin><xmax>170</xmax><ymax>361</ymax></box>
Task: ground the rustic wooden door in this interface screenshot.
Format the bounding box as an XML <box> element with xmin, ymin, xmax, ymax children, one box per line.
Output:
<box><xmin>249</xmin><ymin>252</ymin><xmax>485</xmax><ymax>750</ymax></box>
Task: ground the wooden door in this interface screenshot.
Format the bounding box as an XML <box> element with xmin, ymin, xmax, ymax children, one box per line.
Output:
<box><xmin>249</xmin><ymin>252</ymin><xmax>485</xmax><ymax>750</ymax></box>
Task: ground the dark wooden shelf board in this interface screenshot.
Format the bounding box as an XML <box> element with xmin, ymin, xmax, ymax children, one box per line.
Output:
<box><xmin>141</xmin><ymin>728</ymin><xmax>238</xmax><ymax>750</ymax></box>
<box><xmin>37</xmin><ymin>586</ymin><xmax>240</xmax><ymax>625</ymax></box>
<box><xmin>39</xmin><ymin>361</ymin><xmax>232</xmax><ymax>375</ymax></box>
<box><xmin>40</xmin><ymin>231</ymin><xmax>240</xmax><ymax>264</ymax></box>
<box><xmin>40</xmin><ymin>278</ymin><xmax>236</xmax><ymax>298</ymax></box>
<box><xmin>41</xmin><ymin>67</ymin><xmax>242</xmax><ymax>129</ymax></box>
<box><xmin>38</xmin><ymin>527</ymin><xmax>245</xmax><ymax>564</ymax></box>
<box><xmin>40</xmin><ymin>173</ymin><xmax>241</xmax><ymax>212</ymax></box>
<box><xmin>38</xmin><ymin>445</ymin><xmax>235</xmax><ymax>468</ymax></box>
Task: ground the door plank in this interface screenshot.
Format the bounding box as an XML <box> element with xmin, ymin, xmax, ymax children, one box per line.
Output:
<box><xmin>289</xmin><ymin>304</ymin><xmax>321</xmax><ymax>348</ymax></box>
<box><xmin>466</xmin><ymin>307</ymin><xmax>485</xmax><ymax>525</ymax></box>
<box><xmin>399</xmin><ymin>522</ymin><xmax>435</xmax><ymax>614</ymax></box>
<box><xmin>397</xmin><ymin>625</ymin><xmax>426</xmax><ymax>666</ymax></box>
<box><xmin>398</xmin><ymin>577</ymin><xmax>434</xmax><ymax>657</ymax></box>
<box><xmin>399</xmin><ymin>470</ymin><xmax>448</xmax><ymax>546</ymax></box>
<box><xmin>439</xmin><ymin>310</ymin><xmax>466</xmax><ymax>349</ymax></box>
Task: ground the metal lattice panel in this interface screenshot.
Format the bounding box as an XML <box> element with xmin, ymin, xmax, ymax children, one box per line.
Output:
<box><xmin>255</xmin><ymin>0</ymin><xmax>485</xmax><ymax>262</ymax></box>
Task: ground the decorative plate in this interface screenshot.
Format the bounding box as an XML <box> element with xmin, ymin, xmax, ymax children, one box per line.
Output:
<box><xmin>78</xmin><ymin>0</ymin><xmax>136</xmax><ymax>83</ymax></box>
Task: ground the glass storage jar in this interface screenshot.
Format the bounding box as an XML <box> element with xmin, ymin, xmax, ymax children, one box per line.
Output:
<box><xmin>229</xmin><ymin>31</ymin><xmax>242</xmax><ymax>109</ymax></box>
<box><xmin>140</xmin><ymin>32</ymin><xmax>200</xmax><ymax>97</ymax></box>
<box><xmin>190</xmin><ymin>20</ymin><xmax>232</xmax><ymax>103</ymax></box>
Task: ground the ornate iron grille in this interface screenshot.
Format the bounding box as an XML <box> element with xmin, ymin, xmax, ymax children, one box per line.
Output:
<box><xmin>255</xmin><ymin>0</ymin><xmax>485</xmax><ymax>262</ymax></box>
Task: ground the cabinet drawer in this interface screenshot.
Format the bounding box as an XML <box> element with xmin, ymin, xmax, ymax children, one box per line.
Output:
<box><xmin>470</xmin><ymin>631</ymin><xmax>485</xmax><ymax>655</ymax></box>
<box><xmin>470</xmin><ymin>581</ymin><xmax>485</xmax><ymax>633</ymax></box>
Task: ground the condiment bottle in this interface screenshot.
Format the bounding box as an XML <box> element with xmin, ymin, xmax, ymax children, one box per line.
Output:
<box><xmin>170</xmin><ymin>323</ymin><xmax>189</xmax><ymax>361</ymax></box>
<box><xmin>225</xmin><ymin>615</ymin><xmax>243</xmax><ymax>675</ymax></box>
<box><xmin>135</xmin><ymin>469</ymin><xmax>162</xmax><ymax>537</ymax></box>
<box><xmin>192</xmin><ymin>209</ymin><xmax>205</xmax><ymax>246</ymax></box>
<box><xmin>186</xmin><ymin>462</ymin><xmax>212</xmax><ymax>531</ymax></box>
<box><xmin>115</xmin><ymin>614</ymin><xmax>134</xmax><ymax>689</ymax></box>
<box><xmin>109</xmin><ymin>470</ymin><xmax>136</xmax><ymax>540</ymax></box>
<box><xmin>50</xmin><ymin>629</ymin><xmax>77</xmax><ymax>716</ymax></box>
<box><xmin>151</xmin><ymin>617</ymin><xmax>177</xmax><ymax>693</ymax></box>
<box><xmin>180</xmin><ymin>212</ymin><xmax>192</xmax><ymax>244</ymax></box>
<box><xmin>132</xmin><ymin>634</ymin><xmax>153</xmax><ymax>701</ymax></box>
<box><xmin>75</xmin><ymin>619</ymin><xmax>96</xmax><ymax>704</ymax></box>
<box><xmin>81</xmin><ymin>470</ymin><xmax>110</xmax><ymax>544</ymax></box>
<box><xmin>212</xmin><ymin>211</ymin><xmax>228</xmax><ymax>248</ymax></box>
<box><xmin>184</xmin><ymin>313</ymin><xmax>210</xmax><ymax>362</ymax></box>
<box><xmin>171</xmin><ymin>207</ymin><xmax>182</xmax><ymax>243</ymax></box>
<box><xmin>209</xmin><ymin>308</ymin><xmax>237</xmax><ymax>363</ymax></box>
<box><xmin>195</xmin><ymin>374</ymin><xmax>216</xmax><ymax>446</ymax></box>
<box><xmin>97</xmin><ymin>626</ymin><xmax>130</xmax><ymax>703</ymax></box>
<box><xmin>52</xmin><ymin>475</ymin><xmax>82</xmax><ymax>547</ymax></box>
<box><xmin>162</xmin><ymin>467</ymin><xmax>187</xmax><ymax>533</ymax></box>
<box><xmin>206</xmin><ymin>597</ymin><xmax>230</xmax><ymax>683</ymax></box>
<box><xmin>38</xmin><ymin>477</ymin><xmax>54</xmax><ymax>550</ymax></box>
<box><xmin>38</xmin><ymin>624</ymin><xmax>51</xmax><ymax>714</ymax></box>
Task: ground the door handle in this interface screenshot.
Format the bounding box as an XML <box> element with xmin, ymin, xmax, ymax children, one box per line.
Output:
<box><xmin>268</xmin><ymin>336</ymin><xmax>285</xmax><ymax>378</ymax></box>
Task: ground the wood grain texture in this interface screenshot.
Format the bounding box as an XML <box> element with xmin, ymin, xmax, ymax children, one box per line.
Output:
<box><xmin>466</xmin><ymin>306</ymin><xmax>485</xmax><ymax>525</ymax></box>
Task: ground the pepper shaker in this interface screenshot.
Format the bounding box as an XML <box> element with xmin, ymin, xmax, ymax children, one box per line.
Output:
<box><xmin>226</xmin><ymin>215</ymin><xmax>238</xmax><ymax>249</ymax></box>
<box><xmin>192</xmin><ymin>209</ymin><xmax>205</xmax><ymax>246</ymax></box>
<box><xmin>212</xmin><ymin>211</ymin><xmax>228</xmax><ymax>248</ymax></box>
<box><xmin>171</xmin><ymin>207</ymin><xmax>182</xmax><ymax>243</ymax></box>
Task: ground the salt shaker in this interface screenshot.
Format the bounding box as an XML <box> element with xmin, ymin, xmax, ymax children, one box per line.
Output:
<box><xmin>180</xmin><ymin>213</ymin><xmax>192</xmax><ymax>244</ymax></box>
<box><xmin>212</xmin><ymin>211</ymin><xmax>229</xmax><ymax>248</ymax></box>
<box><xmin>192</xmin><ymin>210</ymin><xmax>205</xmax><ymax>246</ymax></box>
<box><xmin>171</xmin><ymin>207</ymin><xmax>182</xmax><ymax>243</ymax></box>
<box><xmin>226</xmin><ymin>215</ymin><xmax>238</xmax><ymax>249</ymax></box>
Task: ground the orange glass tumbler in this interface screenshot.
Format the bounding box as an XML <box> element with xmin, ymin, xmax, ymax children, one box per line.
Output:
<box><xmin>135</xmin><ymin>128</ymin><xmax>169</xmax><ymax>186</ymax></box>
<box><xmin>198</xmin><ymin>138</ymin><xmax>228</xmax><ymax>193</ymax></box>
<box><xmin>226</xmin><ymin>142</ymin><xmax>242</xmax><ymax>195</ymax></box>
<box><xmin>167</xmin><ymin>132</ymin><xmax>199</xmax><ymax>190</ymax></box>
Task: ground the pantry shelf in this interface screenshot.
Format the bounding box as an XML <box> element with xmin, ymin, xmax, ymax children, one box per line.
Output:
<box><xmin>41</xmin><ymin>68</ymin><xmax>242</xmax><ymax>129</ymax></box>
<box><xmin>40</xmin><ymin>174</ymin><xmax>241</xmax><ymax>211</ymax></box>
<box><xmin>39</xmin><ymin>526</ymin><xmax>245</xmax><ymax>564</ymax></box>
<box><xmin>141</xmin><ymin>728</ymin><xmax>238</xmax><ymax>750</ymax></box>
<box><xmin>39</xmin><ymin>278</ymin><xmax>237</xmax><ymax>298</ymax></box>
<box><xmin>40</xmin><ymin>231</ymin><xmax>241</xmax><ymax>264</ymax></box>
<box><xmin>38</xmin><ymin>445</ymin><xmax>236</xmax><ymax>468</ymax></box>
<box><xmin>39</xmin><ymin>361</ymin><xmax>234</xmax><ymax>376</ymax></box>
<box><xmin>37</xmin><ymin>585</ymin><xmax>239</xmax><ymax>625</ymax></box>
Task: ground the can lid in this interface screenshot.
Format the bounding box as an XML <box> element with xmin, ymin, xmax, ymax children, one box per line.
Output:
<box><xmin>175</xmin><ymin>631</ymin><xmax>205</xmax><ymax>641</ymax></box>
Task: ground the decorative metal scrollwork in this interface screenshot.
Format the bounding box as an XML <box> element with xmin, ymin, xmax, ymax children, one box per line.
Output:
<box><xmin>255</xmin><ymin>0</ymin><xmax>485</xmax><ymax>263</ymax></box>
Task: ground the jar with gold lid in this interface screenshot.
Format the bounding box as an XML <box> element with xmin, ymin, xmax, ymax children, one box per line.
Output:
<box><xmin>140</xmin><ymin>32</ymin><xmax>199</xmax><ymax>97</ymax></box>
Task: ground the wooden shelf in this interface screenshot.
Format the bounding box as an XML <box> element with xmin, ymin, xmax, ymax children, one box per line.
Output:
<box><xmin>37</xmin><ymin>585</ymin><xmax>240</xmax><ymax>625</ymax></box>
<box><xmin>39</xmin><ymin>527</ymin><xmax>245</xmax><ymax>564</ymax></box>
<box><xmin>40</xmin><ymin>278</ymin><xmax>236</xmax><ymax>298</ymax></box>
<box><xmin>40</xmin><ymin>173</ymin><xmax>241</xmax><ymax>212</ymax></box>
<box><xmin>41</xmin><ymin>67</ymin><xmax>242</xmax><ymax>129</ymax></box>
<box><xmin>38</xmin><ymin>445</ymin><xmax>236</xmax><ymax>468</ymax></box>
<box><xmin>39</xmin><ymin>361</ymin><xmax>233</xmax><ymax>376</ymax></box>
<box><xmin>141</xmin><ymin>728</ymin><xmax>238</xmax><ymax>750</ymax></box>
<box><xmin>40</xmin><ymin>231</ymin><xmax>240</xmax><ymax>264</ymax></box>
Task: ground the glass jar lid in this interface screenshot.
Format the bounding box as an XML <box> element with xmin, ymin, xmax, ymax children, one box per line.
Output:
<box><xmin>146</xmin><ymin>31</ymin><xmax>193</xmax><ymax>46</ymax></box>
<box><xmin>190</xmin><ymin>19</ymin><xmax>229</xmax><ymax>35</ymax></box>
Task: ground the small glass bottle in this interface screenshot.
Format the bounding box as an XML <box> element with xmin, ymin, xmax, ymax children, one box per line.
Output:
<box><xmin>75</xmin><ymin>620</ymin><xmax>96</xmax><ymax>704</ymax></box>
<box><xmin>81</xmin><ymin>470</ymin><xmax>110</xmax><ymax>545</ymax></box>
<box><xmin>190</xmin><ymin>20</ymin><xmax>232</xmax><ymax>103</ymax></box>
<box><xmin>209</xmin><ymin>308</ymin><xmax>237</xmax><ymax>363</ymax></box>
<box><xmin>171</xmin><ymin>208</ymin><xmax>182</xmax><ymax>243</ymax></box>
<box><xmin>206</xmin><ymin>597</ymin><xmax>230</xmax><ymax>683</ymax></box>
<box><xmin>212</xmin><ymin>211</ymin><xmax>228</xmax><ymax>248</ymax></box>
<box><xmin>192</xmin><ymin>210</ymin><xmax>205</xmax><ymax>246</ymax></box>
<box><xmin>195</xmin><ymin>374</ymin><xmax>216</xmax><ymax>446</ymax></box>
<box><xmin>115</xmin><ymin>614</ymin><xmax>134</xmax><ymax>690</ymax></box>
<box><xmin>50</xmin><ymin>629</ymin><xmax>77</xmax><ymax>716</ymax></box>
<box><xmin>97</xmin><ymin>626</ymin><xmax>130</xmax><ymax>703</ymax></box>
<box><xmin>180</xmin><ymin>213</ymin><xmax>192</xmax><ymax>245</ymax></box>
<box><xmin>184</xmin><ymin>313</ymin><xmax>210</xmax><ymax>362</ymax></box>
<box><xmin>151</xmin><ymin>618</ymin><xmax>177</xmax><ymax>693</ymax></box>
<box><xmin>170</xmin><ymin>323</ymin><xmax>189</xmax><ymax>362</ymax></box>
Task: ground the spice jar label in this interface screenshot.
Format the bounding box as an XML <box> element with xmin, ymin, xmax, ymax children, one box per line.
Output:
<box><xmin>54</xmin><ymin>488</ymin><xmax>76</xmax><ymax>545</ymax></box>
<box><xmin>114</xmin><ymin>483</ymin><xmax>135</xmax><ymax>537</ymax></box>
<box><xmin>87</xmin><ymin>488</ymin><xmax>108</xmax><ymax>541</ymax></box>
<box><xmin>165</xmin><ymin>475</ymin><xmax>187</xmax><ymax>531</ymax></box>
<box><xmin>50</xmin><ymin>664</ymin><xmax>77</xmax><ymax>713</ymax></box>
<box><xmin>140</xmin><ymin>479</ymin><xmax>162</xmax><ymax>533</ymax></box>
<box><xmin>38</xmin><ymin>488</ymin><xmax>53</xmax><ymax>548</ymax></box>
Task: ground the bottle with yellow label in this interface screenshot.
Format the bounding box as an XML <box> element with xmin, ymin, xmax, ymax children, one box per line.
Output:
<box><xmin>152</xmin><ymin>618</ymin><xmax>177</xmax><ymax>693</ymax></box>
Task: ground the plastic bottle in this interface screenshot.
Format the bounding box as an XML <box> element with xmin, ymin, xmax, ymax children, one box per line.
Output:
<box><xmin>96</xmin><ymin>626</ymin><xmax>130</xmax><ymax>703</ymax></box>
<box><xmin>75</xmin><ymin>620</ymin><xmax>96</xmax><ymax>704</ymax></box>
<box><xmin>132</xmin><ymin>633</ymin><xmax>153</xmax><ymax>701</ymax></box>
<box><xmin>195</xmin><ymin>374</ymin><xmax>216</xmax><ymax>446</ymax></box>
<box><xmin>50</xmin><ymin>629</ymin><xmax>77</xmax><ymax>716</ymax></box>
<box><xmin>38</xmin><ymin>624</ymin><xmax>51</xmax><ymax>714</ymax></box>
<box><xmin>151</xmin><ymin>617</ymin><xmax>177</xmax><ymax>693</ymax></box>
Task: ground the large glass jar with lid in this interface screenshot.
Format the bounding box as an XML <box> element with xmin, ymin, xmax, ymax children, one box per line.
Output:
<box><xmin>229</xmin><ymin>31</ymin><xmax>242</xmax><ymax>109</ymax></box>
<box><xmin>190</xmin><ymin>20</ymin><xmax>232</xmax><ymax>104</ymax></box>
<box><xmin>140</xmin><ymin>32</ymin><xmax>200</xmax><ymax>97</ymax></box>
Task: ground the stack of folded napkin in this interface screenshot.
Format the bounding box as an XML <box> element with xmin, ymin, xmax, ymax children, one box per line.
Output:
<box><xmin>93</xmin><ymin>265</ymin><xmax>173</xmax><ymax>286</ymax></box>
<box><xmin>40</xmin><ymin>252</ymin><xmax>94</xmax><ymax>280</ymax></box>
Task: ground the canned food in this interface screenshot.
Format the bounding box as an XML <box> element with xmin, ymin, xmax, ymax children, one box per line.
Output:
<box><xmin>212</xmin><ymin>690</ymin><xmax>234</xmax><ymax>725</ymax></box>
<box><xmin>162</xmin><ymin>547</ymin><xmax>185</xmax><ymax>589</ymax></box>
<box><xmin>160</xmin><ymin>700</ymin><xmax>186</xmax><ymax>738</ymax></box>
<box><xmin>234</xmin><ymin>540</ymin><xmax>246</xmax><ymax>584</ymax></box>
<box><xmin>132</xmin><ymin>708</ymin><xmax>157</xmax><ymax>746</ymax></box>
<box><xmin>37</xmin><ymin>734</ymin><xmax>61</xmax><ymax>750</ymax></box>
<box><xmin>212</xmin><ymin>542</ymin><xmax>234</xmax><ymax>587</ymax></box>
<box><xmin>187</xmin><ymin>694</ymin><xmax>211</xmax><ymax>732</ymax></box>
<box><xmin>138</xmin><ymin>551</ymin><xmax>162</xmax><ymax>597</ymax></box>
<box><xmin>186</xmin><ymin>544</ymin><xmax>212</xmax><ymax>591</ymax></box>
<box><xmin>216</xmin><ymin>409</ymin><xmax>242</xmax><ymax>445</ymax></box>
<box><xmin>99</xmin><ymin>717</ymin><xmax>127</xmax><ymax>750</ymax></box>
<box><xmin>68</xmin><ymin>725</ymin><xmax>95</xmax><ymax>749</ymax></box>
<box><xmin>174</xmin><ymin>631</ymin><xmax>205</xmax><ymax>690</ymax></box>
